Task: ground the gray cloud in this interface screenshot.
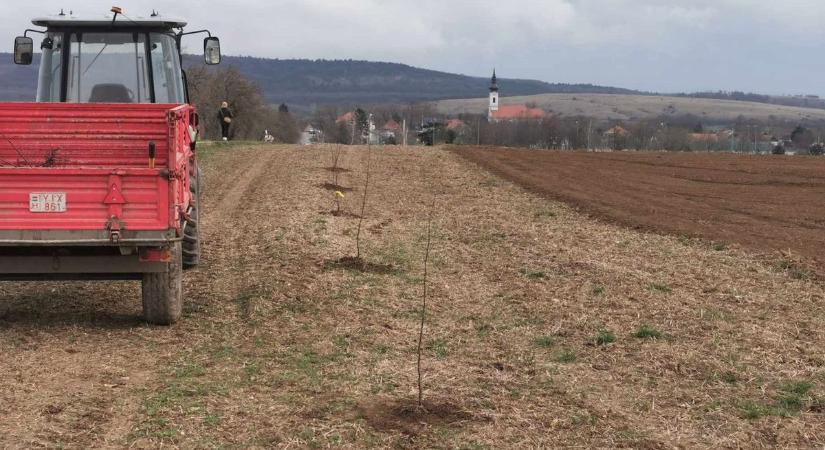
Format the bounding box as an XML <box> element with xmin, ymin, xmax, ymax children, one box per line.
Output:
<box><xmin>1</xmin><ymin>0</ymin><xmax>822</xmax><ymax>95</ymax></box>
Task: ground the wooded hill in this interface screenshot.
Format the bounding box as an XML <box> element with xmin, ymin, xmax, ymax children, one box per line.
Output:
<box><xmin>0</xmin><ymin>53</ymin><xmax>635</xmax><ymax>105</ymax></box>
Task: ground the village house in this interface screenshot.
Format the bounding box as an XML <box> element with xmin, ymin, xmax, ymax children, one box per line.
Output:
<box><xmin>379</xmin><ymin>119</ymin><xmax>400</xmax><ymax>144</ymax></box>
<box><xmin>336</xmin><ymin>111</ymin><xmax>355</xmax><ymax>125</ymax></box>
<box><xmin>602</xmin><ymin>125</ymin><xmax>630</xmax><ymax>149</ymax></box>
<box><xmin>300</xmin><ymin>124</ymin><xmax>323</xmax><ymax>145</ymax></box>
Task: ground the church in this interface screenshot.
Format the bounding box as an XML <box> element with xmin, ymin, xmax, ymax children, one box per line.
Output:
<box><xmin>487</xmin><ymin>70</ymin><xmax>547</xmax><ymax>122</ymax></box>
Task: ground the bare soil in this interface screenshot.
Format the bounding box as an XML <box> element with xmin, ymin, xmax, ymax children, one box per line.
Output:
<box><xmin>0</xmin><ymin>144</ymin><xmax>823</xmax><ymax>448</ymax></box>
<box><xmin>455</xmin><ymin>147</ymin><xmax>825</xmax><ymax>274</ymax></box>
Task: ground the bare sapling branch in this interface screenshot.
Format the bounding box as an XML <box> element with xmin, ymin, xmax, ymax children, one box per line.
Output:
<box><xmin>417</xmin><ymin>190</ymin><xmax>436</xmax><ymax>408</ymax></box>
<box><xmin>355</xmin><ymin>142</ymin><xmax>372</xmax><ymax>259</ymax></box>
<box><xmin>330</xmin><ymin>144</ymin><xmax>343</xmax><ymax>214</ymax></box>
<box><xmin>331</xmin><ymin>144</ymin><xmax>342</xmax><ymax>186</ymax></box>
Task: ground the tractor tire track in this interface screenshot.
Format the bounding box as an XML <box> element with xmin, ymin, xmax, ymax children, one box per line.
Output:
<box><xmin>210</xmin><ymin>146</ymin><xmax>284</xmax><ymax>220</ymax></box>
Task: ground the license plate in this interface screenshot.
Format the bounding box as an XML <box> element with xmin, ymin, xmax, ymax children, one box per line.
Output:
<box><xmin>29</xmin><ymin>192</ymin><xmax>67</xmax><ymax>213</ymax></box>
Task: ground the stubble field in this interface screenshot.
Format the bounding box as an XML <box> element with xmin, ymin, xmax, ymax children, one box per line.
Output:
<box><xmin>0</xmin><ymin>144</ymin><xmax>823</xmax><ymax>448</ymax></box>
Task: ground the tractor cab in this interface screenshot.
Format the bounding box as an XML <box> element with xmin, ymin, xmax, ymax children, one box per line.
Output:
<box><xmin>13</xmin><ymin>8</ymin><xmax>221</xmax><ymax>104</ymax></box>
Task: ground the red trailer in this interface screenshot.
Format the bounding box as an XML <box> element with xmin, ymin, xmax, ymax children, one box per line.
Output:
<box><xmin>1</xmin><ymin>9</ymin><xmax>221</xmax><ymax>324</ymax></box>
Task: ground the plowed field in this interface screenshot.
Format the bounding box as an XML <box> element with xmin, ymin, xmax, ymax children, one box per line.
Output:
<box><xmin>456</xmin><ymin>147</ymin><xmax>825</xmax><ymax>274</ymax></box>
<box><xmin>1</xmin><ymin>144</ymin><xmax>823</xmax><ymax>449</ymax></box>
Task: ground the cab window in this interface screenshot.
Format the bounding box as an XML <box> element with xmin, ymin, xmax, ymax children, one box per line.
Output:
<box><xmin>150</xmin><ymin>33</ymin><xmax>185</xmax><ymax>104</ymax></box>
<box><xmin>66</xmin><ymin>32</ymin><xmax>150</xmax><ymax>103</ymax></box>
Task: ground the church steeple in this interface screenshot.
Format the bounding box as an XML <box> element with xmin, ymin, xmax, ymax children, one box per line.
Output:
<box><xmin>488</xmin><ymin>69</ymin><xmax>499</xmax><ymax>120</ymax></box>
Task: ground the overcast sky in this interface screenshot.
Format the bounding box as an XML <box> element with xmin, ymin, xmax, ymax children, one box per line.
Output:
<box><xmin>2</xmin><ymin>0</ymin><xmax>824</xmax><ymax>96</ymax></box>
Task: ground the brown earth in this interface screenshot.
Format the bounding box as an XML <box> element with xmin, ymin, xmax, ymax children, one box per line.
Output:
<box><xmin>0</xmin><ymin>144</ymin><xmax>823</xmax><ymax>448</ymax></box>
<box><xmin>455</xmin><ymin>147</ymin><xmax>825</xmax><ymax>275</ymax></box>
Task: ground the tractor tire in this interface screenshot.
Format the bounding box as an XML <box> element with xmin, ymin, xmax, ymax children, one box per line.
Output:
<box><xmin>182</xmin><ymin>165</ymin><xmax>201</xmax><ymax>270</ymax></box>
<box><xmin>141</xmin><ymin>241</ymin><xmax>183</xmax><ymax>325</ymax></box>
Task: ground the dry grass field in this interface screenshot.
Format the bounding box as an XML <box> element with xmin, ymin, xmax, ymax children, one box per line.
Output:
<box><xmin>0</xmin><ymin>144</ymin><xmax>823</xmax><ymax>449</ymax></box>
<box><xmin>436</xmin><ymin>93</ymin><xmax>825</xmax><ymax>123</ymax></box>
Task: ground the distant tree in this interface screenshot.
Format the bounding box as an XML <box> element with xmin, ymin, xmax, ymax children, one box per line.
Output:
<box><xmin>661</xmin><ymin>126</ymin><xmax>691</xmax><ymax>152</ymax></box>
<box><xmin>810</xmin><ymin>142</ymin><xmax>824</xmax><ymax>156</ymax></box>
<box><xmin>354</xmin><ymin>108</ymin><xmax>369</xmax><ymax>144</ymax></box>
<box><xmin>311</xmin><ymin>106</ymin><xmax>347</xmax><ymax>144</ymax></box>
<box><xmin>693</xmin><ymin>122</ymin><xmax>704</xmax><ymax>133</ymax></box>
<box><xmin>335</xmin><ymin>121</ymin><xmax>352</xmax><ymax>145</ymax></box>
<box><xmin>772</xmin><ymin>141</ymin><xmax>786</xmax><ymax>155</ymax></box>
<box><xmin>418</xmin><ymin>121</ymin><xmax>445</xmax><ymax>146</ymax></box>
<box><xmin>791</xmin><ymin>125</ymin><xmax>815</xmax><ymax>148</ymax></box>
<box><xmin>278</xmin><ymin>103</ymin><xmax>289</xmax><ymax>113</ymax></box>
<box><xmin>445</xmin><ymin>129</ymin><xmax>457</xmax><ymax>144</ymax></box>
<box><xmin>269</xmin><ymin>108</ymin><xmax>300</xmax><ymax>144</ymax></box>
<box><xmin>186</xmin><ymin>66</ymin><xmax>267</xmax><ymax>140</ymax></box>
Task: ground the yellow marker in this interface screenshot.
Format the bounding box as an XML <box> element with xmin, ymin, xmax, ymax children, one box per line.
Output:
<box><xmin>335</xmin><ymin>191</ymin><xmax>345</xmax><ymax>198</ymax></box>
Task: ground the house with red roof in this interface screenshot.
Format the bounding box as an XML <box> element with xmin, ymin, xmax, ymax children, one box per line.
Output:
<box><xmin>446</xmin><ymin>119</ymin><xmax>468</xmax><ymax>130</ymax></box>
<box><xmin>604</xmin><ymin>125</ymin><xmax>630</xmax><ymax>138</ymax></box>
<box><xmin>382</xmin><ymin>119</ymin><xmax>400</xmax><ymax>132</ymax></box>
<box><xmin>336</xmin><ymin>111</ymin><xmax>355</xmax><ymax>124</ymax></box>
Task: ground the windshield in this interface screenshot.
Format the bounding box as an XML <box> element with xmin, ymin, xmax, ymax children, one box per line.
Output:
<box><xmin>36</xmin><ymin>31</ymin><xmax>185</xmax><ymax>104</ymax></box>
<box><xmin>67</xmin><ymin>32</ymin><xmax>149</xmax><ymax>103</ymax></box>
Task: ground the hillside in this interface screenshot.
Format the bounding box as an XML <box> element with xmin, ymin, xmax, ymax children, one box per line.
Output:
<box><xmin>184</xmin><ymin>56</ymin><xmax>639</xmax><ymax>105</ymax></box>
<box><xmin>0</xmin><ymin>53</ymin><xmax>635</xmax><ymax>105</ymax></box>
<box><xmin>436</xmin><ymin>93</ymin><xmax>825</xmax><ymax>124</ymax></box>
<box><xmin>5</xmin><ymin>53</ymin><xmax>824</xmax><ymax>120</ymax></box>
<box><xmin>0</xmin><ymin>54</ymin><xmax>38</xmax><ymax>101</ymax></box>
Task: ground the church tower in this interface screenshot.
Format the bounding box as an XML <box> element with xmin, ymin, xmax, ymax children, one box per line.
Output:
<box><xmin>488</xmin><ymin>69</ymin><xmax>499</xmax><ymax>120</ymax></box>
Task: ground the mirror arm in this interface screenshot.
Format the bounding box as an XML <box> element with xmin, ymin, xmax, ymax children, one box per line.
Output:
<box><xmin>178</xmin><ymin>29</ymin><xmax>212</xmax><ymax>38</ymax></box>
<box><xmin>23</xmin><ymin>29</ymin><xmax>45</xmax><ymax>37</ymax></box>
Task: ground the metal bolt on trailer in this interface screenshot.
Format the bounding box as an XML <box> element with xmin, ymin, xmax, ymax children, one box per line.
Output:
<box><xmin>1</xmin><ymin>7</ymin><xmax>221</xmax><ymax>324</ymax></box>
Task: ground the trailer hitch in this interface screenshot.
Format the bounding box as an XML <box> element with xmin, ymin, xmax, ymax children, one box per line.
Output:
<box><xmin>105</xmin><ymin>217</ymin><xmax>125</xmax><ymax>244</ymax></box>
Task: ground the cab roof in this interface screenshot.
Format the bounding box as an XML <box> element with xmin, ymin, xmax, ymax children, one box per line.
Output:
<box><xmin>32</xmin><ymin>13</ymin><xmax>187</xmax><ymax>29</ymax></box>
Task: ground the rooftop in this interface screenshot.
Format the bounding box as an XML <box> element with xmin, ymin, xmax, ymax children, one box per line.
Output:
<box><xmin>32</xmin><ymin>12</ymin><xmax>187</xmax><ymax>29</ymax></box>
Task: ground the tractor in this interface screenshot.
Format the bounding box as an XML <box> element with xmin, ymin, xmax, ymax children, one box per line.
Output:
<box><xmin>0</xmin><ymin>8</ymin><xmax>221</xmax><ymax>324</ymax></box>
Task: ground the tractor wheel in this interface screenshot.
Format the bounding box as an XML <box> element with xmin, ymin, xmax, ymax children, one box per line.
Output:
<box><xmin>182</xmin><ymin>165</ymin><xmax>201</xmax><ymax>269</ymax></box>
<box><xmin>141</xmin><ymin>241</ymin><xmax>183</xmax><ymax>325</ymax></box>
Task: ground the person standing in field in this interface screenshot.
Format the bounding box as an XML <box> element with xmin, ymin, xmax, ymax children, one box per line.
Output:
<box><xmin>217</xmin><ymin>101</ymin><xmax>234</xmax><ymax>141</ymax></box>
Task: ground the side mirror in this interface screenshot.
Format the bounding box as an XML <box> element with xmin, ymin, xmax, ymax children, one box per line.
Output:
<box><xmin>14</xmin><ymin>36</ymin><xmax>33</xmax><ymax>65</ymax></box>
<box><xmin>204</xmin><ymin>37</ymin><xmax>221</xmax><ymax>65</ymax></box>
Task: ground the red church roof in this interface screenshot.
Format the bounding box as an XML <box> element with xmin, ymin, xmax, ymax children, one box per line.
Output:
<box><xmin>490</xmin><ymin>105</ymin><xmax>546</xmax><ymax>120</ymax></box>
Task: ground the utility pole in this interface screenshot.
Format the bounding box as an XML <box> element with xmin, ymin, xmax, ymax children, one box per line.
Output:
<box><xmin>587</xmin><ymin>120</ymin><xmax>593</xmax><ymax>151</ymax></box>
